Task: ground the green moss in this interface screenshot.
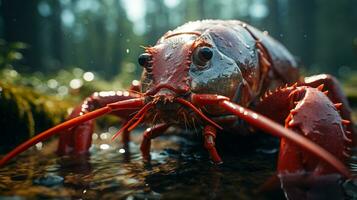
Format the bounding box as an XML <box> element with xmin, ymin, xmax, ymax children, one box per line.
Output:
<box><xmin>0</xmin><ymin>82</ymin><xmax>71</xmax><ymax>153</ymax></box>
<box><xmin>342</xmin><ymin>72</ymin><xmax>357</xmax><ymax>107</ymax></box>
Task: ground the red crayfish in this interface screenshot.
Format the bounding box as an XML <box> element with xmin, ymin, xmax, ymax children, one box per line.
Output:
<box><xmin>0</xmin><ymin>20</ymin><xmax>355</xmax><ymax>179</ymax></box>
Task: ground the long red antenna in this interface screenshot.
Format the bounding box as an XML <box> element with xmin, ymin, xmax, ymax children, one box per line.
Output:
<box><xmin>175</xmin><ymin>98</ymin><xmax>223</xmax><ymax>130</ymax></box>
<box><xmin>0</xmin><ymin>107</ymin><xmax>110</xmax><ymax>166</ymax></box>
<box><xmin>128</xmin><ymin>112</ymin><xmax>147</xmax><ymax>131</ymax></box>
<box><xmin>0</xmin><ymin>98</ymin><xmax>145</xmax><ymax>166</ymax></box>
<box><xmin>111</xmin><ymin>102</ymin><xmax>153</xmax><ymax>141</ymax></box>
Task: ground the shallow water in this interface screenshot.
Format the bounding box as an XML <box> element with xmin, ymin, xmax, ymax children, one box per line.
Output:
<box><xmin>0</xmin><ymin>129</ymin><xmax>357</xmax><ymax>200</ymax></box>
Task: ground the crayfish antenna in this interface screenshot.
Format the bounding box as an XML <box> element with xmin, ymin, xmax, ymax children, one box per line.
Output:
<box><xmin>111</xmin><ymin>102</ymin><xmax>153</xmax><ymax>141</ymax></box>
<box><xmin>0</xmin><ymin>107</ymin><xmax>111</xmax><ymax>167</ymax></box>
<box><xmin>0</xmin><ymin>98</ymin><xmax>145</xmax><ymax>167</ymax></box>
<box><xmin>175</xmin><ymin>98</ymin><xmax>223</xmax><ymax>130</ymax></box>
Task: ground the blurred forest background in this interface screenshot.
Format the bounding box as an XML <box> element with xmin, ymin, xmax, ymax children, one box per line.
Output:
<box><xmin>0</xmin><ymin>0</ymin><xmax>356</xmax><ymax>150</ymax></box>
<box><xmin>1</xmin><ymin>0</ymin><xmax>357</xmax><ymax>81</ymax></box>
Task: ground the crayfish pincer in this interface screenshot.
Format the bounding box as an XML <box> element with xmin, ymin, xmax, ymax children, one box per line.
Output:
<box><xmin>0</xmin><ymin>20</ymin><xmax>354</xmax><ymax>179</ymax></box>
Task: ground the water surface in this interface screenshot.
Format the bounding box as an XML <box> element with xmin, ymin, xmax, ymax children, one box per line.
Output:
<box><xmin>0</xmin><ymin>129</ymin><xmax>356</xmax><ymax>200</ymax></box>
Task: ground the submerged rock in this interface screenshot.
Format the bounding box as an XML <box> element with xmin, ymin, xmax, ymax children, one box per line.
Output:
<box><xmin>33</xmin><ymin>174</ymin><xmax>64</xmax><ymax>187</ymax></box>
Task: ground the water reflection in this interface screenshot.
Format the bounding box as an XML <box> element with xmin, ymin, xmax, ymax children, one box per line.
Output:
<box><xmin>0</xmin><ymin>130</ymin><xmax>356</xmax><ymax>199</ymax></box>
<box><xmin>279</xmin><ymin>173</ymin><xmax>345</xmax><ymax>200</ymax></box>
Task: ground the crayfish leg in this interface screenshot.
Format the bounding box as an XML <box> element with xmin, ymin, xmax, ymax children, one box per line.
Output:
<box><xmin>58</xmin><ymin>118</ymin><xmax>94</xmax><ymax>155</ymax></box>
<box><xmin>57</xmin><ymin>89</ymin><xmax>142</xmax><ymax>155</ymax></box>
<box><xmin>122</xmin><ymin>128</ymin><xmax>130</xmax><ymax>150</ymax></box>
<box><xmin>140</xmin><ymin>123</ymin><xmax>170</xmax><ymax>161</ymax></box>
<box><xmin>203</xmin><ymin>125</ymin><xmax>222</xmax><ymax>164</ymax></box>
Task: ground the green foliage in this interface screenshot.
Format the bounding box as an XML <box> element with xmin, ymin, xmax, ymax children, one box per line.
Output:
<box><xmin>0</xmin><ymin>66</ymin><xmax>137</xmax><ymax>152</ymax></box>
<box><xmin>0</xmin><ymin>82</ymin><xmax>71</xmax><ymax>153</ymax></box>
<box><xmin>342</xmin><ymin>72</ymin><xmax>357</xmax><ymax>107</ymax></box>
<box><xmin>0</xmin><ymin>39</ymin><xmax>27</xmax><ymax>69</ymax></box>
<box><xmin>0</xmin><ymin>66</ymin><xmax>134</xmax><ymax>101</ymax></box>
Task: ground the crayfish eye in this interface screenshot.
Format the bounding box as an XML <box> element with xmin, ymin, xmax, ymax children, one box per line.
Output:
<box><xmin>138</xmin><ymin>53</ymin><xmax>152</xmax><ymax>67</ymax></box>
<box><xmin>193</xmin><ymin>47</ymin><xmax>213</xmax><ymax>67</ymax></box>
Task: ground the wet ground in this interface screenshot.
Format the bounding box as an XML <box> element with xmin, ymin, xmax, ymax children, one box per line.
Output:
<box><xmin>0</xmin><ymin>127</ymin><xmax>357</xmax><ymax>200</ymax></box>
